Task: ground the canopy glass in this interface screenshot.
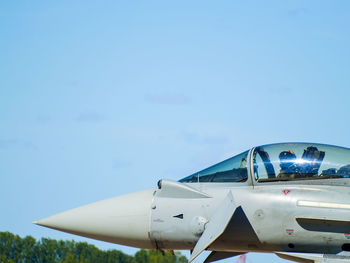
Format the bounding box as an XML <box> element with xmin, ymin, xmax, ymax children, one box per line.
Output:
<box><xmin>253</xmin><ymin>143</ymin><xmax>350</xmax><ymax>182</ymax></box>
<box><xmin>180</xmin><ymin>143</ymin><xmax>350</xmax><ymax>183</ymax></box>
<box><xmin>179</xmin><ymin>150</ymin><xmax>249</xmax><ymax>183</ymax></box>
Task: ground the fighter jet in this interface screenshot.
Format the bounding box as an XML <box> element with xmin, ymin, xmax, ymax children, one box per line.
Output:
<box><xmin>34</xmin><ymin>143</ymin><xmax>350</xmax><ymax>263</ymax></box>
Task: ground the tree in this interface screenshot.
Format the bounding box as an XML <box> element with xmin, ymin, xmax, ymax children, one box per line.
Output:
<box><xmin>0</xmin><ymin>231</ymin><xmax>188</xmax><ymax>263</ymax></box>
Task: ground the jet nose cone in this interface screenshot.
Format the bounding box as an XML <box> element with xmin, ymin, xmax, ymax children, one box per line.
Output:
<box><xmin>35</xmin><ymin>189</ymin><xmax>155</xmax><ymax>249</ymax></box>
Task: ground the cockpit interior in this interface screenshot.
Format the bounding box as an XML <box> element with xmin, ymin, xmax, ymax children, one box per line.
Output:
<box><xmin>179</xmin><ymin>143</ymin><xmax>350</xmax><ymax>183</ymax></box>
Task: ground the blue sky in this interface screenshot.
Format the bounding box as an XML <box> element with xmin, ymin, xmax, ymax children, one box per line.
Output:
<box><xmin>1</xmin><ymin>1</ymin><xmax>350</xmax><ymax>262</ymax></box>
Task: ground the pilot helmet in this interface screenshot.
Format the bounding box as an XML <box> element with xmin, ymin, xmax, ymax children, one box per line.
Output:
<box><xmin>279</xmin><ymin>150</ymin><xmax>297</xmax><ymax>171</ymax></box>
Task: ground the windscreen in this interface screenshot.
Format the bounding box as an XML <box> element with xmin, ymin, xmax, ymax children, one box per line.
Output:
<box><xmin>180</xmin><ymin>150</ymin><xmax>249</xmax><ymax>183</ymax></box>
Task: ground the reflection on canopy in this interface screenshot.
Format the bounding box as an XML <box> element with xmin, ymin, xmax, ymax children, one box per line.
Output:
<box><xmin>253</xmin><ymin>143</ymin><xmax>350</xmax><ymax>182</ymax></box>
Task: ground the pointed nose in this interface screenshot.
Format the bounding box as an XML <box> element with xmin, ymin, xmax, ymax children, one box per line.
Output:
<box><xmin>34</xmin><ymin>189</ymin><xmax>155</xmax><ymax>249</ymax></box>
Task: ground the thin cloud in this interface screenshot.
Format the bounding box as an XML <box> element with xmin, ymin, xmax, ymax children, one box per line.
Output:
<box><xmin>145</xmin><ymin>93</ymin><xmax>191</xmax><ymax>105</ymax></box>
<box><xmin>0</xmin><ymin>139</ymin><xmax>17</xmax><ymax>149</ymax></box>
<box><xmin>75</xmin><ymin>112</ymin><xmax>105</xmax><ymax>123</ymax></box>
<box><xmin>268</xmin><ymin>87</ymin><xmax>293</xmax><ymax>95</ymax></box>
<box><xmin>0</xmin><ymin>139</ymin><xmax>37</xmax><ymax>150</ymax></box>
<box><xmin>182</xmin><ymin>132</ymin><xmax>229</xmax><ymax>145</ymax></box>
<box><xmin>288</xmin><ymin>8</ymin><xmax>309</xmax><ymax>17</ymax></box>
<box><xmin>36</xmin><ymin>115</ymin><xmax>51</xmax><ymax>124</ymax></box>
<box><xmin>112</xmin><ymin>159</ymin><xmax>131</xmax><ymax>169</ymax></box>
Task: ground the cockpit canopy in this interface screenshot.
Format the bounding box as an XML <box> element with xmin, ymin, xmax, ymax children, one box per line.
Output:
<box><xmin>179</xmin><ymin>150</ymin><xmax>249</xmax><ymax>183</ymax></box>
<box><xmin>179</xmin><ymin>143</ymin><xmax>350</xmax><ymax>183</ymax></box>
<box><xmin>253</xmin><ymin>143</ymin><xmax>350</xmax><ymax>182</ymax></box>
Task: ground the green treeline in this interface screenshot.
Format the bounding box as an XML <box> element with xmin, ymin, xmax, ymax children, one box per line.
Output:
<box><xmin>0</xmin><ymin>232</ymin><xmax>187</xmax><ymax>263</ymax></box>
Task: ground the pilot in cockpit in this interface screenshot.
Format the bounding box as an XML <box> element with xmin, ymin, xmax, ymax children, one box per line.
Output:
<box><xmin>278</xmin><ymin>150</ymin><xmax>298</xmax><ymax>178</ymax></box>
<box><xmin>278</xmin><ymin>146</ymin><xmax>326</xmax><ymax>179</ymax></box>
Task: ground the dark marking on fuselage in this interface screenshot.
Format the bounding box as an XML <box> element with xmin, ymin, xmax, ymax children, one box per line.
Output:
<box><xmin>173</xmin><ymin>214</ymin><xmax>184</xmax><ymax>219</ymax></box>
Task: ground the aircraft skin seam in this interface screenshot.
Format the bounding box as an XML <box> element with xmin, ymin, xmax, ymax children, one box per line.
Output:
<box><xmin>297</xmin><ymin>200</ymin><xmax>350</xmax><ymax>210</ymax></box>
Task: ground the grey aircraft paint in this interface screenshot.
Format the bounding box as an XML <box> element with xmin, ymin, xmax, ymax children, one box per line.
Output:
<box><xmin>35</xmin><ymin>143</ymin><xmax>350</xmax><ymax>263</ymax></box>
